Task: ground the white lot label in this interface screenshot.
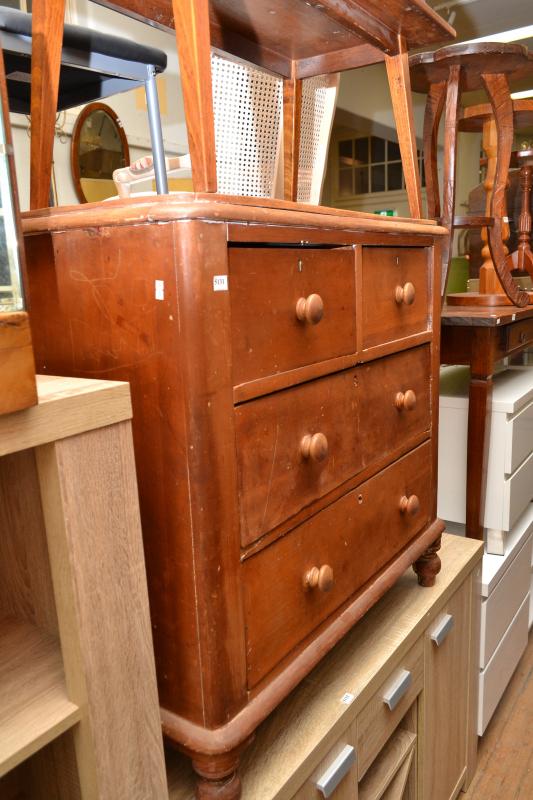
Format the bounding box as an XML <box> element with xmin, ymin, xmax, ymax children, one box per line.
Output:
<box><xmin>340</xmin><ymin>692</ymin><xmax>355</xmax><ymax>706</ymax></box>
<box><xmin>155</xmin><ymin>280</ymin><xmax>165</xmax><ymax>300</ymax></box>
<box><xmin>213</xmin><ymin>275</ymin><xmax>229</xmax><ymax>292</ymax></box>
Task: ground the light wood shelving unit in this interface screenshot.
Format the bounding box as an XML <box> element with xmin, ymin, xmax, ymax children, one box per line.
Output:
<box><xmin>0</xmin><ymin>375</ymin><xmax>168</xmax><ymax>799</ymax></box>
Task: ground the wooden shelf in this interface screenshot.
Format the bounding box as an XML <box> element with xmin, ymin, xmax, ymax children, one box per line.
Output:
<box><xmin>0</xmin><ymin>616</ymin><xmax>80</xmax><ymax>777</ymax></box>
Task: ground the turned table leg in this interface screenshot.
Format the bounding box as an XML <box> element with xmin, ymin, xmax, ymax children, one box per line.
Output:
<box><xmin>465</xmin><ymin>374</ymin><xmax>493</xmax><ymax>541</ymax></box>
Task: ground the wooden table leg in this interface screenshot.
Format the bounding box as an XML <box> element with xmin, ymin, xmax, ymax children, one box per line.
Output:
<box><xmin>172</xmin><ymin>0</ymin><xmax>217</xmax><ymax>192</ymax></box>
<box><xmin>35</xmin><ymin>421</ymin><xmax>168</xmax><ymax>799</ymax></box>
<box><xmin>30</xmin><ymin>0</ymin><xmax>66</xmax><ymax>210</ymax></box>
<box><xmin>283</xmin><ymin>65</ymin><xmax>303</xmax><ymax>202</ymax></box>
<box><xmin>440</xmin><ymin>64</ymin><xmax>461</xmax><ymax>299</ymax></box>
<box><xmin>385</xmin><ymin>36</ymin><xmax>422</xmax><ymax>219</ymax></box>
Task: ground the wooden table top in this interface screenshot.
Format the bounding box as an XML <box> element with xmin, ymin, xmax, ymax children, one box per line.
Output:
<box><xmin>458</xmin><ymin>98</ymin><xmax>533</xmax><ymax>133</ymax></box>
<box><xmin>92</xmin><ymin>0</ymin><xmax>455</xmax><ymax>76</ymax></box>
<box><xmin>410</xmin><ymin>42</ymin><xmax>533</xmax><ymax>94</ymax></box>
<box><xmin>0</xmin><ymin>375</ymin><xmax>131</xmax><ymax>458</ymax></box>
<box><xmin>442</xmin><ymin>304</ymin><xmax>533</xmax><ymax>327</ymax></box>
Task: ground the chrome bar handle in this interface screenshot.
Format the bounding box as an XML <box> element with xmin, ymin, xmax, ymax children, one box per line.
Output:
<box><xmin>383</xmin><ymin>668</ymin><xmax>412</xmax><ymax>711</ymax></box>
<box><xmin>315</xmin><ymin>744</ymin><xmax>356</xmax><ymax>798</ymax></box>
<box><xmin>430</xmin><ymin>613</ymin><xmax>454</xmax><ymax>647</ymax></box>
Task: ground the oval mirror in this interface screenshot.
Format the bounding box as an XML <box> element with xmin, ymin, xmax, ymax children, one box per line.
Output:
<box><xmin>71</xmin><ymin>102</ymin><xmax>129</xmax><ymax>203</ymax></box>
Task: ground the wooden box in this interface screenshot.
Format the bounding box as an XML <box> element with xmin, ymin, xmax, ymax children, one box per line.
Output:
<box><xmin>22</xmin><ymin>195</ymin><xmax>446</xmax><ymax>796</ymax></box>
<box><xmin>0</xmin><ymin>47</ymin><xmax>36</xmax><ymax>415</ymax></box>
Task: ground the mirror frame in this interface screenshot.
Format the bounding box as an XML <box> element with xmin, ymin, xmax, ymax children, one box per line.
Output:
<box><xmin>70</xmin><ymin>102</ymin><xmax>130</xmax><ymax>204</ymax></box>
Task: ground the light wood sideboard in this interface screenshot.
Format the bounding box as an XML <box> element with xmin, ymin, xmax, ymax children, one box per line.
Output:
<box><xmin>0</xmin><ymin>375</ymin><xmax>168</xmax><ymax>799</ymax></box>
<box><xmin>167</xmin><ymin>533</ymin><xmax>483</xmax><ymax>800</ymax></box>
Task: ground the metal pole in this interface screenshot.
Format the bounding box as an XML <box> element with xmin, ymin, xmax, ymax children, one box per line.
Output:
<box><xmin>145</xmin><ymin>65</ymin><xmax>168</xmax><ymax>194</ymax></box>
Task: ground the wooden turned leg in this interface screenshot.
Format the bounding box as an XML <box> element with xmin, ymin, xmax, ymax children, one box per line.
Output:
<box><xmin>413</xmin><ymin>534</ymin><xmax>442</xmax><ymax>587</ymax></box>
<box><xmin>192</xmin><ymin>743</ymin><xmax>251</xmax><ymax>800</ymax></box>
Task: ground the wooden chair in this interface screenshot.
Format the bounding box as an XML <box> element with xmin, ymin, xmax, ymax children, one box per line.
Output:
<box><xmin>410</xmin><ymin>42</ymin><xmax>533</xmax><ymax>307</ymax></box>
<box><xmin>28</xmin><ymin>0</ymin><xmax>456</xmax><ymax>213</ymax></box>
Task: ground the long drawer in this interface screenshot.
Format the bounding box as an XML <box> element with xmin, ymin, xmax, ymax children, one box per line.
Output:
<box><xmin>360</xmin><ymin>247</ymin><xmax>430</xmax><ymax>350</ymax></box>
<box><xmin>230</xmin><ymin>246</ymin><xmax>356</xmax><ymax>386</ymax></box>
<box><xmin>485</xmin><ymin>449</ymin><xmax>533</xmax><ymax>533</ymax></box>
<box><xmin>480</xmin><ymin>533</ymin><xmax>532</xmax><ymax>668</ymax></box>
<box><xmin>236</xmin><ymin>345</ymin><xmax>431</xmax><ymax>546</ymax></box>
<box><xmin>478</xmin><ymin>594</ymin><xmax>529</xmax><ymax>735</ymax></box>
<box><xmin>243</xmin><ymin>442</ymin><xmax>432</xmax><ymax>688</ymax></box>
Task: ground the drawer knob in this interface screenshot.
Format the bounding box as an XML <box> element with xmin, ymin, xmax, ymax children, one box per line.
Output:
<box><xmin>296</xmin><ymin>293</ymin><xmax>324</xmax><ymax>324</ymax></box>
<box><xmin>400</xmin><ymin>494</ymin><xmax>420</xmax><ymax>516</ymax></box>
<box><xmin>395</xmin><ymin>389</ymin><xmax>417</xmax><ymax>411</ymax></box>
<box><xmin>304</xmin><ymin>564</ymin><xmax>334</xmax><ymax>593</ymax></box>
<box><xmin>300</xmin><ymin>432</ymin><xmax>329</xmax><ymax>462</ymax></box>
<box><xmin>395</xmin><ymin>282</ymin><xmax>416</xmax><ymax>305</ymax></box>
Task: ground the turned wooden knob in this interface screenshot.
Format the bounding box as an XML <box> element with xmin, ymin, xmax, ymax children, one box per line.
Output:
<box><xmin>395</xmin><ymin>389</ymin><xmax>417</xmax><ymax>411</ymax></box>
<box><xmin>400</xmin><ymin>494</ymin><xmax>420</xmax><ymax>516</ymax></box>
<box><xmin>304</xmin><ymin>564</ymin><xmax>334</xmax><ymax>592</ymax></box>
<box><xmin>296</xmin><ymin>293</ymin><xmax>324</xmax><ymax>324</ymax></box>
<box><xmin>395</xmin><ymin>282</ymin><xmax>415</xmax><ymax>305</ymax></box>
<box><xmin>300</xmin><ymin>432</ymin><xmax>329</xmax><ymax>462</ymax></box>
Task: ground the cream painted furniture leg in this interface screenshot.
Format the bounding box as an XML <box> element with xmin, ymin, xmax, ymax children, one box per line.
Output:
<box><xmin>35</xmin><ymin>420</ymin><xmax>168</xmax><ymax>799</ymax></box>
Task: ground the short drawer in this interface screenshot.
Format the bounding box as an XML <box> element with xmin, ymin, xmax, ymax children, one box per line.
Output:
<box><xmin>504</xmin><ymin>398</ymin><xmax>533</xmax><ymax>475</ymax></box>
<box><xmin>478</xmin><ymin>594</ymin><xmax>529</xmax><ymax>735</ymax></box>
<box><xmin>361</xmin><ymin>247</ymin><xmax>430</xmax><ymax>350</ymax></box>
<box><xmin>356</xmin><ymin>638</ymin><xmax>423</xmax><ymax>779</ymax></box>
<box><xmin>243</xmin><ymin>442</ymin><xmax>432</xmax><ymax>688</ymax></box>
<box><xmin>507</xmin><ymin>320</ymin><xmax>533</xmax><ymax>353</ymax></box>
<box><xmin>291</xmin><ymin>731</ymin><xmax>358</xmax><ymax>800</ymax></box>
<box><xmin>480</xmin><ymin>533</ymin><xmax>532</xmax><ymax>668</ymax></box>
<box><xmin>230</xmin><ymin>247</ymin><xmax>356</xmax><ymax>386</ymax></box>
<box><xmin>485</xmin><ymin>449</ymin><xmax>533</xmax><ymax>533</ymax></box>
<box><xmin>236</xmin><ymin>345</ymin><xmax>431</xmax><ymax>546</ymax></box>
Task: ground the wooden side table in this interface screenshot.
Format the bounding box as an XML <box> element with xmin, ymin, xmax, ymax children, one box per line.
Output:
<box><xmin>441</xmin><ymin>305</ymin><xmax>533</xmax><ymax>541</ymax></box>
<box><xmin>0</xmin><ymin>375</ymin><xmax>168</xmax><ymax>799</ymax></box>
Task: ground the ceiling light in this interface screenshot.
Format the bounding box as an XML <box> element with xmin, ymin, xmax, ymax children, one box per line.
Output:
<box><xmin>510</xmin><ymin>89</ymin><xmax>533</xmax><ymax>100</ymax></box>
<box><xmin>465</xmin><ymin>25</ymin><xmax>533</xmax><ymax>44</ymax></box>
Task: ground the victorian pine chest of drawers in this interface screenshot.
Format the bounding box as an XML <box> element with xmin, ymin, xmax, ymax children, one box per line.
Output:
<box><xmin>22</xmin><ymin>196</ymin><xmax>446</xmax><ymax>798</ymax></box>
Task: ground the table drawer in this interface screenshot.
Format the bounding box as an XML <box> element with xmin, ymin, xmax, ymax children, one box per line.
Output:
<box><xmin>230</xmin><ymin>247</ymin><xmax>356</xmax><ymax>386</ymax></box>
<box><xmin>361</xmin><ymin>247</ymin><xmax>430</xmax><ymax>350</ymax></box>
<box><xmin>236</xmin><ymin>345</ymin><xmax>431</xmax><ymax>546</ymax></box>
<box><xmin>356</xmin><ymin>638</ymin><xmax>423</xmax><ymax>779</ymax></box>
<box><xmin>243</xmin><ymin>442</ymin><xmax>432</xmax><ymax>688</ymax></box>
<box><xmin>507</xmin><ymin>319</ymin><xmax>533</xmax><ymax>352</ymax></box>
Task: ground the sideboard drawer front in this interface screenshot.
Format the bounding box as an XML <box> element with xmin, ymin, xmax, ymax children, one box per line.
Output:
<box><xmin>356</xmin><ymin>638</ymin><xmax>423</xmax><ymax>779</ymax></box>
<box><xmin>230</xmin><ymin>247</ymin><xmax>356</xmax><ymax>386</ymax></box>
<box><xmin>243</xmin><ymin>442</ymin><xmax>432</xmax><ymax>688</ymax></box>
<box><xmin>361</xmin><ymin>247</ymin><xmax>430</xmax><ymax>350</ymax></box>
<box><xmin>236</xmin><ymin>345</ymin><xmax>431</xmax><ymax>546</ymax></box>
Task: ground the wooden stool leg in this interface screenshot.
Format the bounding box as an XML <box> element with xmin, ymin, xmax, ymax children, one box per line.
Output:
<box><xmin>512</xmin><ymin>159</ymin><xmax>533</xmax><ymax>276</ymax></box>
<box><xmin>482</xmin><ymin>72</ymin><xmax>529</xmax><ymax>307</ymax></box>
<box><xmin>30</xmin><ymin>0</ymin><xmax>66</xmax><ymax>210</ymax></box>
<box><xmin>385</xmin><ymin>37</ymin><xmax>422</xmax><ymax>219</ymax></box>
<box><xmin>423</xmin><ymin>81</ymin><xmax>446</xmax><ymax>220</ymax></box>
<box><xmin>283</xmin><ymin>66</ymin><xmax>303</xmax><ymax>202</ymax></box>
<box><xmin>479</xmin><ymin>118</ymin><xmax>510</xmax><ymax>295</ymax></box>
<box><xmin>172</xmin><ymin>0</ymin><xmax>217</xmax><ymax>192</ymax></box>
<box><xmin>440</xmin><ymin>64</ymin><xmax>461</xmax><ymax>299</ymax></box>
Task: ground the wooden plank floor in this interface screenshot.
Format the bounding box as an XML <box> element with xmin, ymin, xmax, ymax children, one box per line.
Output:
<box><xmin>463</xmin><ymin>633</ymin><xmax>533</xmax><ymax>799</ymax></box>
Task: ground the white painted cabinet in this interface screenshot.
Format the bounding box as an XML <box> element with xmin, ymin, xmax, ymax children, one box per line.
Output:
<box><xmin>438</xmin><ymin>365</ymin><xmax>533</xmax><ymax>555</ymax></box>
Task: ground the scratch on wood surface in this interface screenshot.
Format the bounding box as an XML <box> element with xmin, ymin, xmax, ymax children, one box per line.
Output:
<box><xmin>260</xmin><ymin>424</ymin><xmax>279</xmax><ymax>534</ymax></box>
